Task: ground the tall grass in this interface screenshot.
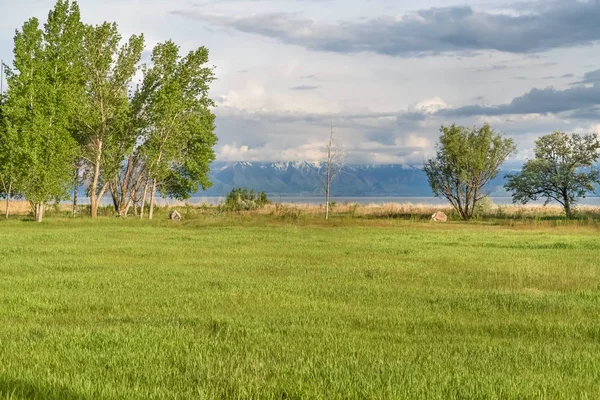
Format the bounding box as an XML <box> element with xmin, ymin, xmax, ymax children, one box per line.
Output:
<box><xmin>0</xmin><ymin>217</ymin><xmax>599</xmax><ymax>398</ymax></box>
<box><xmin>3</xmin><ymin>199</ymin><xmax>600</xmax><ymax>224</ymax></box>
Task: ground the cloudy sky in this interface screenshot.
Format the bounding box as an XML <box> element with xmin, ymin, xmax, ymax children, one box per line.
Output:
<box><xmin>1</xmin><ymin>0</ymin><xmax>600</xmax><ymax>165</ymax></box>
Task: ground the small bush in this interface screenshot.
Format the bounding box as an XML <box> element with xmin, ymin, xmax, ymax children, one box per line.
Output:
<box><xmin>474</xmin><ymin>196</ymin><xmax>494</xmax><ymax>217</ymax></box>
<box><xmin>224</xmin><ymin>188</ymin><xmax>270</xmax><ymax>211</ymax></box>
<box><xmin>348</xmin><ymin>203</ymin><xmax>359</xmax><ymax>218</ymax></box>
<box><xmin>275</xmin><ymin>205</ymin><xmax>302</xmax><ymax>222</ymax></box>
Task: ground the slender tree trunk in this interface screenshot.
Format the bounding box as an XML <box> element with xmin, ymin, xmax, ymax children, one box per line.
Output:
<box><xmin>121</xmin><ymin>193</ymin><xmax>135</xmax><ymax>217</ymax></box>
<box><xmin>139</xmin><ymin>179</ymin><xmax>149</xmax><ymax>219</ymax></box>
<box><xmin>325</xmin><ymin>183</ymin><xmax>330</xmax><ymax>221</ymax></box>
<box><xmin>325</xmin><ymin>130</ymin><xmax>332</xmax><ymax>221</ymax></box>
<box><xmin>90</xmin><ymin>140</ymin><xmax>103</xmax><ymax>219</ymax></box>
<box><xmin>564</xmin><ymin>192</ymin><xmax>572</xmax><ymax>219</ymax></box>
<box><xmin>72</xmin><ymin>168</ymin><xmax>79</xmax><ymax>217</ymax></box>
<box><xmin>115</xmin><ymin>156</ymin><xmax>135</xmax><ymax>215</ymax></box>
<box><xmin>471</xmin><ymin>188</ymin><xmax>480</xmax><ymax>220</ymax></box>
<box><xmin>111</xmin><ymin>183</ymin><xmax>120</xmax><ymax>214</ymax></box>
<box><xmin>148</xmin><ymin>180</ymin><xmax>157</xmax><ymax>220</ymax></box>
<box><xmin>35</xmin><ymin>203</ymin><xmax>44</xmax><ymax>223</ymax></box>
<box><xmin>5</xmin><ymin>182</ymin><xmax>11</xmax><ymax>219</ymax></box>
<box><xmin>123</xmin><ymin>200</ymin><xmax>132</xmax><ymax>217</ymax></box>
<box><xmin>132</xmin><ymin>187</ymin><xmax>138</xmax><ymax>217</ymax></box>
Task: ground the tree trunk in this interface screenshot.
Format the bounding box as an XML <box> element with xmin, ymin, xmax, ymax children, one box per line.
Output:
<box><xmin>90</xmin><ymin>140</ymin><xmax>103</xmax><ymax>219</ymax></box>
<box><xmin>90</xmin><ymin>197</ymin><xmax>98</xmax><ymax>218</ymax></box>
<box><xmin>110</xmin><ymin>183</ymin><xmax>120</xmax><ymax>214</ymax></box>
<box><xmin>5</xmin><ymin>182</ymin><xmax>11</xmax><ymax>219</ymax></box>
<box><xmin>148</xmin><ymin>180</ymin><xmax>157</xmax><ymax>220</ymax></box>
<box><xmin>132</xmin><ymin>187</ymin><xmax>138</xmax><ymax>217</ymax></box>
<box><xmin>139</xmin><ymin>179</ymin><xmax>149</xmax><ymax>219</ymax></box>
<box><xmin>120</xmin><ymin>192</ymin><xmax>135</xmax><ymax>217</ymax></box>
<box><xmin>564</xmin><ymin>193</ymin><xmax>572</xmax><ymax>219</ymax></box>
<box><xmin>325</xmin><ymin>183</ymin><xmax>330</xmax><ymax>221</ymax></box>
<box><xmin>115</xmin><ymin>155</ymin><xmax>136</xmax><ymax>215</ymax></box>
<box><xmin>72</xmin><ymin>168</ymin><xmax>79</xmax><ymax>217</ymax></box>
<box><xmin>35</xmin><ymin>203</ymin><xmax>44</xmax><ymax>223</ymax></box>
<box><xmin>122</xmin><ymin>199</ymin><xmax>132</xmax><ymax>217</ymax></box>
<box><xmin>325</xmin><ymin>132</ymin><xmax>332</xmax><ymax>221</ymax></box>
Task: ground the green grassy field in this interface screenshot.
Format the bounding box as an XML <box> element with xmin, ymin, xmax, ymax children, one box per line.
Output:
<box><xmin>1</xmin><ymin>216</ymin><xmax>599</xmax><ymax>399</ymax></box>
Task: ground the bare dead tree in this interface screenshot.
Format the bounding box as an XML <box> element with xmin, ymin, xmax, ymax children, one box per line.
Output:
<box><xmin>320</xmin><ymin>124</ymin><xmax>346</xmax><ymax>220</ymax></box>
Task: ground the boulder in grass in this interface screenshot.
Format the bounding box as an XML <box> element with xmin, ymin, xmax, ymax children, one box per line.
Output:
<box><xmin>431</xmin><ymin>211</ymin><xmax>448</xmax><ymax>222</ymax></box>
<box><xmin>170</xmin><ymin>210</ymin><xmax>182</xmax><ymax>221</ymax></box>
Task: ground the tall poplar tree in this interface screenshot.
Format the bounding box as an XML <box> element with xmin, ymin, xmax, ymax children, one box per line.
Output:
<box><xmin>137</xmin><ymin>41</ymin><xmax>217</xmax><ymax>220</ymax></box>
<box><xmin>0</xmin><ymin>97</ymin><xmax>18</xmax><ymax>218</ymax></box>
<box><xmin>77</xmin><ymin>23</ymin><xmax>144</xmax><ymax>218</ymax></box>
<box><xmin>3</xmin><ymin>0</ymin><xmax>84</xmax><ymax>222</ymax></box>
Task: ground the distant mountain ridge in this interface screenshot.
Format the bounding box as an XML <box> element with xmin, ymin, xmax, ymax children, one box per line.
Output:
<box><xmin>203</xmin><ymin>161</ymin><xmax>508</xmax><ymax>196</ymax></box>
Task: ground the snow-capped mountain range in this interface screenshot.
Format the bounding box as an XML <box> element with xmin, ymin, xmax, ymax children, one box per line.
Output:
<box><xmin>204</xmin><ymin>161</ymin><xmax>507</xmax><ymax>196</ymax></box>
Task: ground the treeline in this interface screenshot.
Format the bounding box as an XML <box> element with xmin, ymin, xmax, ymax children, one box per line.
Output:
<box><xmin>424</xmin><ymin>124</ymin><xmax>600</xmax><ymax>220</ymax></box>
<box><xmin>0</xmin><ymin>1</ymin><xmax>217</xmax><ymax>222</ymax></box>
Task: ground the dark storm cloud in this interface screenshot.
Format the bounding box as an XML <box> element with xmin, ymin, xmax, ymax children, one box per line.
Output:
<box><xmin>513</xmin><ymin>73</ymin><xmax>575</xmax><ymax>81</ymax></box>
<box><xmin>572</xmin><ymin>69</ymin><xmax>600</xmax><ymax>85</ymax></box>
<box><xmin>173</xmin><ymin>1</ymin><xmax>600</xmax><ymax>57</ymax></box>
<box><xmin>438</xmin><ymin>83</ymin><xmax>600</xmax><ymax>117</ymax></box>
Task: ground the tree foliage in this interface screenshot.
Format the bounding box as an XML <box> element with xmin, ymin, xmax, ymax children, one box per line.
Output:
<box><xmin>136</xmin><ymin>41</ymin><xmax>217</xmax><ymax>220</ymax></box>
<box><xmin>505</xmin><ymin>131</ymin><xmax>600</xmax><ymax>218</ymax></box>
<box><xmin>0</xmin><ymin>1</ymin><xmax>218</xmax><ymax>221</ymax></box>
<box><xmin>2</xmin><ymin>1</ymin><xmax>84</xmax><ymax>221</ymax></box>
<box><xmin>77</xmin><ymin>22</ymin><xmax>144</xmax><ymax>218</ymax></box>
<box><xmin>0</xmin><ymin>97</ymin><xmax>13</xmax><ymax>200</ymax></box>
<box><xmin>424</xmin><ymin>124</ymin><xmax>516</xmax><ymax>220</ymax></box>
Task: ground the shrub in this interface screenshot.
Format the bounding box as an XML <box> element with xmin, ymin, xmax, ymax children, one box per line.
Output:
<box><xmin>348</xmin><ymin>203</ymin><xmax>359</xmax><ymax>218</ymax></box>
<box><xmin>274</xmin><ymin>205</ymin><xmax>302</xmax><ymax>222</ymax></box>
<box><xmin>474</xmin><ymin>196</ymin><xmax>494</xmax><ymax>217</ymax></box>
<box><xmin>224</xmin><ymin>188</ymin><xmax>270</xmax><ymax>211</ymax></box>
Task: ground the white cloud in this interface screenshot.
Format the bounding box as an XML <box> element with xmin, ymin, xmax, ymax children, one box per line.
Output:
<box><xmin>408</xmin><ymin>97</ymin><xmax>449</xmax><ymax>114</ymax></box>
<box><xmin>402</xmin><ymin>134</ymin><xmax>432</xmax><ymax>149</ymax></box>
<box><xmin>3</xmin><ymin>0</ymin><xmax>600</xmax><ymax>165</ymax></box>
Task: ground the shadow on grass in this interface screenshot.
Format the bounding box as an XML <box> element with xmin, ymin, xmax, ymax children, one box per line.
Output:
<box><xmin>0</xmin><ymin>376</ymin><xmax>92</xmax><ymax>400</ymax></box>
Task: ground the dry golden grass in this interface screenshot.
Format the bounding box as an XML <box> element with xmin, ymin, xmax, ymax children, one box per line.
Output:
<box><xmin>0</xmin><ymin>201</ymin><xmax>33</xmax><ymax>215</ymax></box>
<box><xmin>0</xmin><ymin>201</ymin><xmax>73</xmax><ymax>216</ymax></box>
<box><xmin>3</xmin><ymin>199</ymin><xmax>600</xmax><ymax>222</ymax></box>
<box><xmin>256</xmin><ymin>201</ymin><xmax>600</xmax><ymax>219</ymax></box>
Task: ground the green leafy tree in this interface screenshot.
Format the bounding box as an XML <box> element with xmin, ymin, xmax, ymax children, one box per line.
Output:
<box><xmin>3</xmin><ymin>1</ymin><xmax>84</xmax><ymax>222</ymax></box>
<box><xmin>424</xmin><ymin>124</ymin><xmax>516</xmax><ymax>220</ymax></box>
<box><xmin>0</xmin><ymin>96</ymin><xmax>18</xmax><ymax>218</ymax></box>
<box><xmin>77</xmin><ymin>22</ymin><xmax>144</xmax><ymax>218</ymax></box>
<box><xmin>505</xmin><ymin>131</ymin><xmax>600</xmax><ymax>219</ymax></box>
<box><xmin>137</xmin><ymin>41</ymin><xmax>217</xmax><ymax>220</ymax></box>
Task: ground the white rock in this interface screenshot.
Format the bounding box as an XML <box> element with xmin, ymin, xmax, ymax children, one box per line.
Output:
<box><xmin>170</xmin><ymin>210</ymin><xmax>182</xmax><ymax>221</ymax></box>
<box><xmin>431</xmin><ymin>211</ymin><xmax>448</xmax><ymax>222</ymax></box>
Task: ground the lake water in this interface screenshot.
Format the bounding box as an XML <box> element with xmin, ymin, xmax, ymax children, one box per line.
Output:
<box><xmin>94</xmin><ymin>195</ymin><xmax>600</xmax><ymax>206</ymax></box>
